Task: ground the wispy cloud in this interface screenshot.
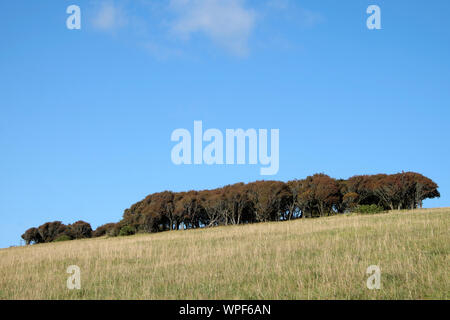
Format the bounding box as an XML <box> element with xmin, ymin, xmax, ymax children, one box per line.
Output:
<box><xmin>264</xmin><ymin>0</ymin><xmax>324</xmax><ymax>28</ymax></box>
<box><xmin>168</xmin><ymin>0</ymin><xmax>256</xmax><ymax>57</ymax></box>
<box><xmin>88</xmin><ymin>0</ymin><xmax>323</xmax><ymax>58</ymax></box>
<box><xmin>92</xmin><ymin>2</ymin><xmax>129</xmax><ymax>31</ymax></box>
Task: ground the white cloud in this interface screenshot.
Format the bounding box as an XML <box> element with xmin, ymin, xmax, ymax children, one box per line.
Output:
<box><xmin>264</xmin><ymin>0</ymin><xmax>324</xmax><ymax>28</ymax></box>
<box><xmin>88</xmin><ymin>0</ymin><xmax>323</xmax><ymax>58</ymax></box>
<box><xmin>169</xmin><ymin>0</ymin><xmax>256</xmax><ymax>56</ymax></box>
<box><xmin>92</xmin><ymin>2</ymin><xmax>128</xmax><ymax>31</ymax></box>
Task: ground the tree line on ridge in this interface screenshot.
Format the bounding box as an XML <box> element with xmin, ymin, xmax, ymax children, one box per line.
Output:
<box><xmin>21</xmin><ymin>172</ymin><xmax>440</xmax><ymax>245</ymax></box>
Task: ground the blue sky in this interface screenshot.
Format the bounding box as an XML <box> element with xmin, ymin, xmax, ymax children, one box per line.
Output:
<box><xmin>1</xmin><ymin>0</ymin><xmax>449</xmax><ymax>248</ymax></box>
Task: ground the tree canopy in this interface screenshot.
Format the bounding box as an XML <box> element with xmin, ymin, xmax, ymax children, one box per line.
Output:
<box><xmin>22</xmin><ymin>171</ymin><xmax>440</xmax><ymax>245</ymax></box>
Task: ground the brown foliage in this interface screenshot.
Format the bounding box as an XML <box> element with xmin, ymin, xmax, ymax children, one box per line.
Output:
<box><xmin>22</xmin><ymin>172</ymin><xmax>440</xmax><ymax>244</ymax></box>
<box><xmin>93</xmin><ymin>223</ymin><xmax>118</xmax><ymax>237</ymax></box>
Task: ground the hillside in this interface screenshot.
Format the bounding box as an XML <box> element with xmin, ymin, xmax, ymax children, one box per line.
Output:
<box><xmin>1</xmin><ymin>208</ymin><xmax>449</xmax><ymax>299</ymax></box>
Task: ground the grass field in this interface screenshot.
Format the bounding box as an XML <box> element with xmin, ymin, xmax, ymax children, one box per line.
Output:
<box><xmin>0</xmin><ymin>208</ymin><xmax>449</xmax><ymax>300</ymax></box>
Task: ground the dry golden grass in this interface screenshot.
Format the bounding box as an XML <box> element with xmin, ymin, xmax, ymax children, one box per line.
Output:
<box><xmin>0</xmin><ymin>208</ymin><xmax>449</xmax><ymax>300</ymax></box>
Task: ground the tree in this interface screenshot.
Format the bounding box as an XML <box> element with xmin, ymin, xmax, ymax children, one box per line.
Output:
<box><xmin>310</xmin><ymin>174</ymin><xmax>341</xmax><ymax>216</ymax></box>
<box><xmin>93</xmin><ymin>223</ymin><xmax>117</xmax><ymax>237</ymax></box>
<box><xmin>68</xmin><ymin>221</ymin><xmax>93</xmax><ymax>239</ymax></box>
<box><xmin>37</xmin><ymin>221</ymin><xmax>67</xmax><ymax>243</ymax></box>
<box><xmin>222</xmin><ymin>183</ymin><xmax>252</xmax><ymax>225</ymax></box>
<box><xmin>296</xmin><ymin>174</ymin><xmax>340</xmax><ymax>217</ymax></box>
<box><xmin>286</xmin><ymin>180</ymin><xmax>303</xmax><ymax>220</ymax></box>
<box><xmin>21</xmin><ymin>227</ymin><xmax>42</xmax><ymax>245</ymax></box>
<box><xmin>408</xmin><ymin>172</ymin><xmax>440</xmax><ymax>209</ymax></box>
<box><xmin>178</xmin><ymin>191</ymin><xmax>201</xmax><ymax>229</ymax></box>
<box><xmin>199</xmin><ymin>189</ymin><xmax>224</xmax><ymax>227</ymax></box>
<box><xmin>342</xmin><ymin>192</ymin><xmax>359</xmax><ymax>211</ymax></box>
<box><xmin>248</xmin><ymin>181</ymin><xmax>291</xmax><ymax>222</ymax></box>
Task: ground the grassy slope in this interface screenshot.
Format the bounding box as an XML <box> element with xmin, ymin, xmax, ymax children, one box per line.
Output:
<box><xmin>0</xmin><ymin>208</ymin><xmax>448</xmax><ymax>300</ymax></box>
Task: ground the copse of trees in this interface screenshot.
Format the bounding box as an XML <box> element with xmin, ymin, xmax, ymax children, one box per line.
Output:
<box><xmin>21</xmin><ymin>220</ymin><xmax>93</xmax><ymax>245</ymax></box>
<box><xmin>92</xmin><ymin>223</ymin><xmax>118</xmax><ymax>237</ymax></box>
<box><xmin>21</xmin><ymin>172</ymin><xmax>440</xmax><ymax>245</ymax></box>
